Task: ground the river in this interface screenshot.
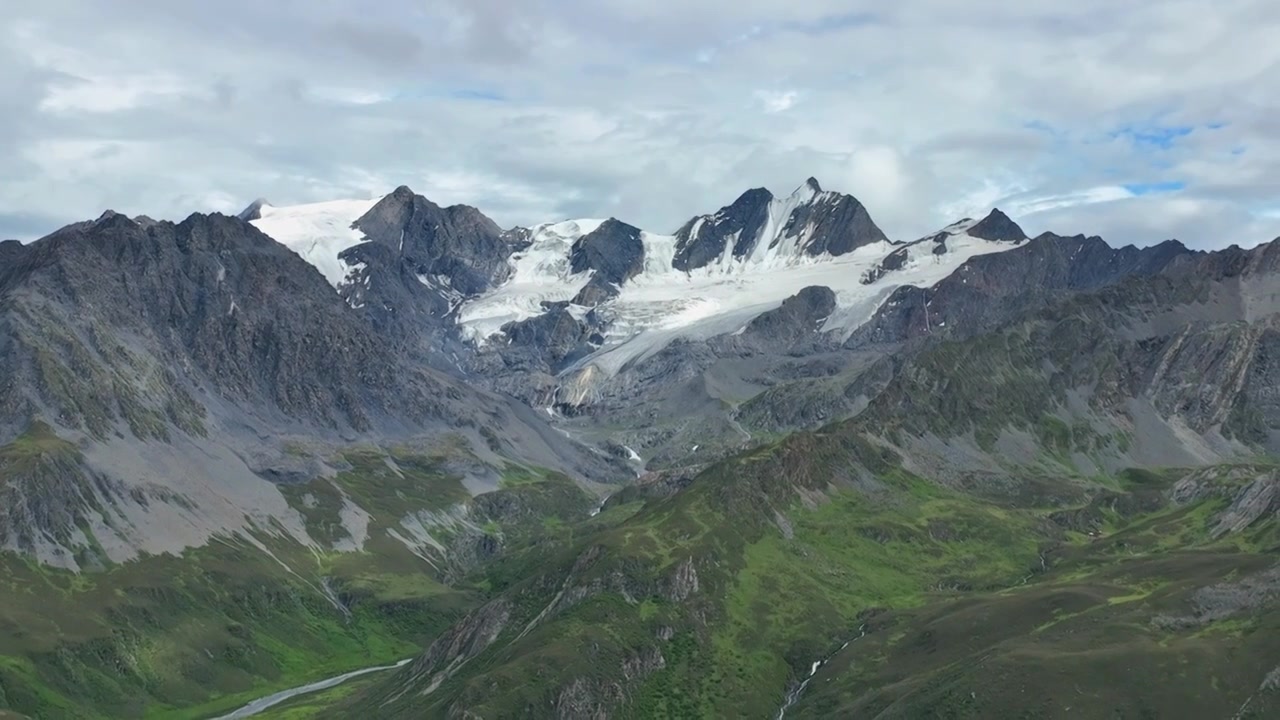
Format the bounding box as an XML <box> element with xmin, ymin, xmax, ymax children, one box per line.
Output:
<box><xmin>211</xmin><ymin>658</ymin><xmax>411</xmax><ymax>719</ymax></box>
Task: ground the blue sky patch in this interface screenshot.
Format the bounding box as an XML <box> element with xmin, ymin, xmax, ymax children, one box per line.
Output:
<box><xmin>1123</xmin><ymin>180</ymin><xmax>1186</xmax><ymax>195</ymax></box>
<box><xmin>1110</xmin><ymin>123</ymin><xmax>1193</xmax><ymax>149</ymax></box>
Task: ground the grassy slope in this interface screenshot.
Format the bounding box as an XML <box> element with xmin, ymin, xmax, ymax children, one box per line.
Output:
<box><xmin>793</xmin><ymin>472</ymin><xmax>1280</xmax><ymax>718</ymax></box>
<box><xmin>337</xmin><ymin>423</ymin><xmax>1277</xmax><ymax>719</ymax></box>
<box><xmin>337</xmin><ymin>431</ymin><xmax>1066</xmax><ymax>718</ymax></box>
<box><xmin>0</xmin><ymin>433</ymin><xmax>596</xmax><ymax>719</ymax></box>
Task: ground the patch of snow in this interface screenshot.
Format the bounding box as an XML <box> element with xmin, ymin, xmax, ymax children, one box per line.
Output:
<box><xmin>251</xmin><ymin>197</ymin><xmax>382</xmax><ymax>286</ymax></box>
<box><xmin>456</xmin><ymin>219</ymin><xmax>604</xmax><ymax>340</ymax></box>
<box><xmin>455</xmin><ymin>182</ymin><xmax>1019</xmax><ymax>375</ymax></box>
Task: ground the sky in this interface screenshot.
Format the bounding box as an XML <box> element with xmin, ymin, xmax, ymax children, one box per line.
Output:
<box><xmin>2</xmin><ymin>0</ymin><xmax>1279</xmax><ymax>249</ymax></box>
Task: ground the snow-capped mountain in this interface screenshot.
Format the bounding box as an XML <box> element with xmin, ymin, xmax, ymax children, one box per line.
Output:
<box><xmin>246</xmin><ymin>179</ymin><xmax>1027</xmax><ymax>381</ymax></box>
<box><xmin>671</xmin><ymin>177</ymin><xmax>888</xmax><ymax>271</ymax></box>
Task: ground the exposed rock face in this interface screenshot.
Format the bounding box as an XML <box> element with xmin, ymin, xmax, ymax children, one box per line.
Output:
<box><xmin>501</xmin><ymin>306</ymin><xmax>598</xmax><ymax>373</ymax></box>
<box><xmin>966</xmin><ymin>208</ymin><xmax>1028</xmax><ymax>243</ymax></box>
<box><xmin>353</xmin><ymin>186</ymin><xmax>513</xmax><ymax>296</ymax></box>
<box><xmin>851</xmin><ymin>234</ymin><xmax>1194</xmax><ymax>346</ymax></box>
<box><xmin>784</xmin><ymin>181</ymin><xmax>888</xmax><ymax>257</ymax></box>
<box><xmin>336</xmin><ymin>186</ymin><xmax>529</xmax><ymax>358</ymax></box>
<box><xmin>0</xmin><ymin>239</ymin><xmax>26</xmax><ymax>270</ymax></box>
<box><xmin>857</xmin><ymin>240</ymin><xmax>1280</xmax><ymax>472</ymax></box>
<box><xmin>569</xmin><ymin>218</ymin><xmax>645</xmax><ymax>286</ymax></box>
<box><xmin>1210</xmin><ymin>472</ymin><xmax>1279</xmax><ymax>537</ymax></box>
<box><xmin>861</xmin><ymin>246</ymin><xmax>911</xmax><ymax>285</ymax></box>
<box><xmin>394</xmin><ymin>599</ymin><xmax>514</xmax><ymax>696</ymax></box>
<box><xmin>1</xmin><ymin>211</ymin><xmax>438</xmax><ymax>433</ymax></box>
<box><xmin>571</xmin><ymin>275</ymin><xmax>621</xmax><ymax>306</ymax></box>
<box><xmin>672</xmin><ymin>187</ymin><xmax>774</xmax><ymax>271</ymax></box>
<box><xmin>1152</xmin><ymin>564</ymin><xmax>1280</xmax><ymax>629</ymax></box>
<box><xmin>727</xmin><ymin>285</ymin><xmax>837</xmax><ymax>352</ymax></box>
<box><xmin>0</xmin><ymin>211</ymin><xmax>626</xmax><ymax>567</ymax></box>
<box><xmin>670</xmin><ymin>179</ymin><xmax>888</xmax><ymax>272</ymax></box>
<box><xmin>236</xmin><ymin>198</ymin><xmax>269</xmax><ymax>222</ymax></box>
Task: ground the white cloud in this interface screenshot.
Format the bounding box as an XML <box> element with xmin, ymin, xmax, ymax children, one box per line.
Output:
<box><xmin>1011</xmin><ymin>186</ymin><xmax>1136</xmax><ymax>216</ymax></box>
<box><xmin>754</xmin><ymin>90</ymin><xmax>798</xmax><ymax>113</ymax></box>
<box><xmin>40</xmin><ymin>73</ymin><xmax>191</xmax><ymax>113</ymax></box>
<box><xmin>1</xmin><ymin>0</ymin><xmax>1278</xmax><ymax>249</ymax></box>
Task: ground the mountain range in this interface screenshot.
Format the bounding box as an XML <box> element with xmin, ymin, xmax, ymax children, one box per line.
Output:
<box><xmin>0</xmin><ymin>178</ymin><xmax>1277</xmax><ymax>719</ymax></box>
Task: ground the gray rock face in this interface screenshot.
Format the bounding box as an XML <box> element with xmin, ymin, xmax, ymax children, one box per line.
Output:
<box><xmin>861</xmin><ymin>246</ymin><xmax>911</xmax><ymax>285</ymax></box>
<box><xmin>672</xmin><ymin>188</ymin><xmax>774</xmax><ymax>271</ymax></box>
<box><xmin>851</xmin><ymin>234</ymin><xmax>1194</xmax><ymax>346</ymax></box>
<box><xmin>966</xmin><ymin>208</ymin><xmax>1027</xmax><ymax>243</ymax></box>
<box><xmin>501</xmin><ymin>305</ymin><xmax>598</xmax><ymax>373</ymax></box>
<box><xmin>569</xmin><ymin>218</ymin><xmax>645</xmax><ymax>285</ymax></box>
<box><xmin>571</xmin><ymin>276</ymin><xmax>621</xmax><ymax>306</ymax></box>
<box><xmin>0</xmin><ymin>208</ymin><xmax>624</xmax><ymax>477</ymax></box>
<box><xmin>727</xmin><ymin>285</ymin><xmax>837</xmax><ymax>352</ymax></box>
<box><xmin>236</xmin><ymin>198</ymin><xmax>269</xmax><ymax>222</ymax></box>
<box><xmin>353</xmin><ymin>186</ymin><xmax>514</xmax><ymax>296</ymax></box>
<box><xmin>1210</xmin><ymin>473</ymin><xmax>1278</xmax><ymax>537</ymax></box>
<box><xmin>328</xmin><ymin>186</ymin><xmax>531</xmax><ymax>362</ymax></box>
<box><xmin>670</xmin><ymin>179</ymin><xmax>888</xmax><ymax>272</ymax></box>
<box><xmin>783</xmin><ymin>185</ymin><xmax>888</xmax><ymax>257</ymax></box>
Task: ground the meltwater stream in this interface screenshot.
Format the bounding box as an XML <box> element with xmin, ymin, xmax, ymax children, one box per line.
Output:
<box><xmin>211</xmin><ymin>658</ymin><xmax>411</xmax><ymax>719</ymax></box>
<box><xmin>775</xmin><ymin>625</ymin><xmax>868</xmax><ymax>719</ymax></box>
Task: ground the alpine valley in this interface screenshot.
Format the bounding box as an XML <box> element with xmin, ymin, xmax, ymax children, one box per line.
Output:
<box><xmin>1</xmin><ymin>177</ymin><xmax>1277</xmax><ymax>719</ymax></box>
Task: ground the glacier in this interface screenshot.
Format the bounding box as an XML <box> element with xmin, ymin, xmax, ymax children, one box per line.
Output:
<box><xmin>248</xmin><ymin>183</ymin><xmax>1022</xmax><ymax>378</ymax></box>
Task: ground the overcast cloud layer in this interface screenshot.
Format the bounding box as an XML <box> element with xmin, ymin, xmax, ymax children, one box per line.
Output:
<box><xmin>3</xmin><ymin>0</ymin><xmax>1278</xmax><ymax>249</ymax></box>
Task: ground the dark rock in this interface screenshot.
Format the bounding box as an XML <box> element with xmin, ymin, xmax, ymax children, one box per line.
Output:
<box><xmin>851</xmin><ymin>234</ymin><xmax>1194</xmax><ymax>346</ymax></box>
<box><xmin>731</xmin><ymin>286</ymin><xmax>837</xmax><ymax>351</ymax></box>
<box><xmin>0</xmin><ymin>211</ymin><xmax>622</xmax><ymax>483</ymax></box>
<box><xmin>672</xmin><ymin>188</ymin><xmax>774</xmax><ymax>271</ymax></box>
<box><xmin>571</xmin><ymin>276</ymin><xmax>621</xmax><ymax>306</ymax></box>
<box><xmin>330</xmin><ymin>187</ymin><xmax>529</xmax><ymax>361</ymax></box>
<box><xmin>967</xmin><ymin>208</ymin><xmax>1028</xmax><ymax>243</ymax></box>
<box><xmin>783</xmin><ymin>191</ymin><xmax>888</xmax><ymax>257</ymax></box>
<box><xmin>236</xmin><ymin>198</ymin><xmax>270</xmax><ymax>222</ymax></box>
<box><xmin>569</xmin><ymin>218</ymin><xmax>645</xmax><ymax>285</ymax></box>
<box><xmin>353</xmin><ymin>186</ymin><xmax>511</xmax><ymax>296</ymax></box>
<box><xmin>500</xmin><ymin>308</ymin><xmax>594</xmax><ymax>373</ymax></box>
<box><xmin>862</xmin><ymin>246</ymin><xmax>911</xmax><ymax>284</ymax></box>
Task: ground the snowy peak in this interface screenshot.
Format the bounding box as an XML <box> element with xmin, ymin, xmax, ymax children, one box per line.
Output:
<box><xmin>671</xmin><ymin>179</ymin><xmax>887</xmax><ymax>272</ymax></box>
<box><xmin>672</xmin><ymin>187</ymin><xmax>774</xmax><ymax>271</ymax></box>
<box><xmin>966</xmin><ymin>208</ymin><xmax>1028</xmax><ymax>244</ymax></box>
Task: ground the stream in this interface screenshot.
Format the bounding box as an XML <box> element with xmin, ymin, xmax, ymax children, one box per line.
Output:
<box><xmin>775</xmin><ymin>625</ymin><xmax>867</xmax><ymax>719</ymax></box>
<box><xmin>211</xmin><ymin>658</ymin><xmax>411</xmax><ymax>719</ymax></box>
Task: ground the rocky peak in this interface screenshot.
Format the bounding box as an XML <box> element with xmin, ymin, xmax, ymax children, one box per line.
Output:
<box><xmin>350</xmin><ymin>187</ymin><xmax>509</xmax><ymax>297</ymax></box>
<box><xmin>850</xmin><ymin>231</ymin><xmax>1197</xmax><ymax>346</ymax></box>
<box><xmin>783</xmin><ymin>190</ymin><xmax>888</xmax><ymax>257</ymax></box>
<box><xmin>672</xmin><ymin>180</ymin><xmax>888</xmax><ymax>271</ymax></box>
<box><xmin>569</xmin><ymin>218</ymin><xmax>646</xmax><ymax>285</ymax></box>
<box><xmin>672</xmin><ymin>187</ymin><xmax>774</xmax><ymax>271</ymax></box>
<box><xmin>967</xmin><ymin>208</ymin><xmax>1028</xmax><ymax>243</ymax></box>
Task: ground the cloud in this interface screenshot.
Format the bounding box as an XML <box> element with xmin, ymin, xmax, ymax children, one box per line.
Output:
<box><xmin>1</xmin><ymin>0</ymin><xmax>1278</xmax><ymax>251</ymax></box>
<box><xmin>754</xmin><ymin>90</ymin><xmax>798</xmax><ymax>113</ymax></box>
